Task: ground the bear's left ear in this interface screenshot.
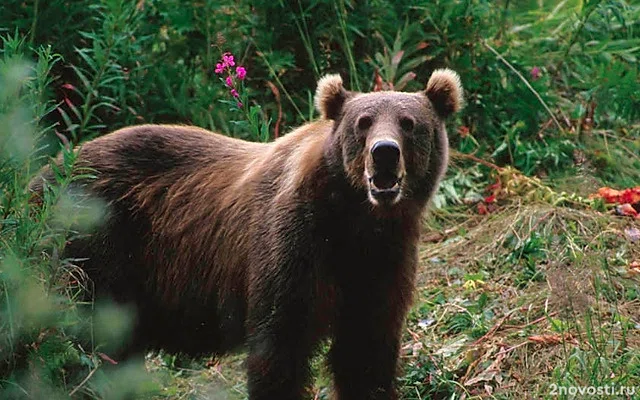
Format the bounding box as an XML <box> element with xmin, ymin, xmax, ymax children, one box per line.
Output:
<box><xmin>425</xmin><ymin>68</ymin><xmax>464</xmax><ymax>118</ymax></box>
<box><xmin>315</xmin><ymin>74</ymin><xmax>349</xmax><ymax>120</ymax></box>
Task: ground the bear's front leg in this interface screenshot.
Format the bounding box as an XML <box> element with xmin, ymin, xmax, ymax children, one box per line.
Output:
<box><xmin>246</xmin><ymin>326</ymin><xmax>313</xmax><ymax>400</ymax></box>
<box><xmin>245</xmin><ymin>269</ymin><xmax>316</xmax><ymax>400</ymax></box>
<box><xmin>330</xmin><ymin>303</ymin><xmax>404</xmax><ymax>400</ymax></box>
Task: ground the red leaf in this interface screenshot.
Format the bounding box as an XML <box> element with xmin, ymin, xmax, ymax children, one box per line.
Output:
<box><xmin>98</xmin><ymin>352</ymin><xmax>118</xmax><ymax>365</ymax></box>
<box><xmin>477</xmin><ymin>203</ymin><xmax>489</xmax><ymax>215</ymax></box>
<box><xmin>391</xmin><ymin>50</ymin><xmax>405</xmax><ymax>68</ymax></box>
<box><xmin>593</xmin><ymin>186</ymin><xmax>640</xmax><ymax>204</ymax></box>
<box><xmin>373</xmin><ymin>69</ymin><xmax>384</xmax><ymax>92</ymax></box>
<box><xmin>616</xmin><ymin>203</ymin><xmax>639</xmax><ymax>218</ymax></box>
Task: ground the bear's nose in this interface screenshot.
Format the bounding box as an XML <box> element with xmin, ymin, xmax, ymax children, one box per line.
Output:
<box><xmin>371</xmin><ymin>140</ymin><xmax>400</xmax><ymax>169</ymax></box>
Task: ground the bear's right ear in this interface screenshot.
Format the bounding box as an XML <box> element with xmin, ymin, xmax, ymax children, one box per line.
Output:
<box><xmin>315</xmin><ymin>74</ymin><xmax>349</xmax><ymax>120</ymax></box>
<box><xmin>425</xmin><ymin>68</ymin><xmax>464</xmax><ymax>119</ymax></box>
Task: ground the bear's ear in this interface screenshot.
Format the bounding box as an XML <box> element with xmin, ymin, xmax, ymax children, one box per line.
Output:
<box><xmin>315</xmin><ymin>74</ymin><xmax>349</xmax><ymax>120</ymax></box>
<box><xmin>425</xmin><ymin>68</ymin><xmax>464</xmax><ymax>118</ymax></box>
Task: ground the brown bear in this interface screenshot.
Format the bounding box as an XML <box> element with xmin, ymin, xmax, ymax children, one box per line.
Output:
<box><xmin>30</xmin><ymin>69</ymin><xmax>463</xmax><ymax>400</ymax></box>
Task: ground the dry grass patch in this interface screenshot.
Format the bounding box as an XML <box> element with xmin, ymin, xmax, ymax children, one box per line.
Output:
<box><xmin>401</xmin><ymin>203</ymin><xmax>640</xmax><ymax>399</ymax></box>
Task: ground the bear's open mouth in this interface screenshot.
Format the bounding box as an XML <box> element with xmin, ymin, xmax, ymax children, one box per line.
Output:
<box><xmin>368</xmin><ymin>174</ymin><xmax>403</xmax><ymax>204</ymax></box>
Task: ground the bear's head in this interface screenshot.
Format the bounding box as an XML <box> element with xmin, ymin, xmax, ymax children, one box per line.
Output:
<box><xmin>315</xmin><ymin>69</ymin><xmax>463</xmax><ymax>207</ymax></box>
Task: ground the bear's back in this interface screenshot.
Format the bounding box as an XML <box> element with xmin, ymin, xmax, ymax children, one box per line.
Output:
<box><xmin>80</xmin><ymin>124</ymin><xmax>264</xmax><ymax>194</ymax></box>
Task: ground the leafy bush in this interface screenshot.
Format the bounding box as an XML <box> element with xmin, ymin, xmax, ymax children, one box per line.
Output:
<box><xmin>0</xmin><ymin>33</ymin><xmax>155</xmax><ymax>399</ymax></box>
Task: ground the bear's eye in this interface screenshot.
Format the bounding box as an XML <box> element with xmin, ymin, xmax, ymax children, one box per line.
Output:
<box><xmin>399</xmin><ymin>117</ymin><xmax>415</xmax><ymax>132</ymax></box>
<box><xmin>357</xmin><ymin>116</ymin><xmax>373</xmax><ymax>131</ymax></box>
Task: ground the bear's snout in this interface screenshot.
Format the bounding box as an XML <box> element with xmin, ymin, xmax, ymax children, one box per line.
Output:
<box><xmin>367</xmin><ymin>139</ymin><xmax>404</xmax><ymax>206</ymax></box>
<box><xmin>371</xmin><ymin>140</ymin><xmax>400</xmax><ymax>172</ymax></box>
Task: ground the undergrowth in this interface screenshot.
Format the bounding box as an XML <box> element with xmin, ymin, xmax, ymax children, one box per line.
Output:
<box><xmin>399</xmin><ymin>205</ymin><xmax>640</xmax><ymax>399</ymax></box>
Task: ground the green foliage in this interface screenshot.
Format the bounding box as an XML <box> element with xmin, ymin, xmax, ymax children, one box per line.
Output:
<box><xmin>432</xmin><ymin>164</ymin><xmax>486</xmax><ymax>208</ymax></box>
<box><xmin>4</xmin><ymin>0</ymin><xmax>639</xmax><ymax>169</ymax></box>
<box><xmin>399</xmin><ymin>353</ymin><xmax>458</xmax><ymax>400</ymax></box>
<box><xmin>60</xmin><ymin>0</ymin><xmax>142</xmax><ymax>141</ymax></box>
<box><xmin>1</xmin><ymin>36</ymin><xmax>78</xmax><ymax>396</ymax></box>
<box><xmin>0</xmin><ymin>31</ymin><xmax>155</xmax><ymax>399</ymax></box>
<box><xmin>505</xmin><ymin>231</ymin><xmax>548</xmax><ymax>288</ymax></box>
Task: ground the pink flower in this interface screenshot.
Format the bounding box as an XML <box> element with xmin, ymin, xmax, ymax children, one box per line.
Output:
<box><xmin>214</xmin><ymin>63</ymin><xmax>224</xmax><ymax>74</ymax></box>
<box><xmin>236</xmin><ymin>66</ymin><xmax>247</xmax><ymax>80</ymax></box>
<box><xmin>222</xmin><ymin>53</ymin><xmax>235</xmax><ymax>67</ymax></box>
<box><xmin>230</xmin><ymin>89</ymin><xmax>239</xmax><ymax>98</ymax></box>
<box><xmin>530</xmin><ymin>66</ymin><xmax>541</xmax><ymax>80</ymax></box>
<box><xmin>225</xmin><ymin>76</ymin><xmax>233</xmax><ymax>87</ymax></box>
<box><xmin>237</xmin><ymin>101</ymin><xmax>243</xmax><ymax>108</ymax></box>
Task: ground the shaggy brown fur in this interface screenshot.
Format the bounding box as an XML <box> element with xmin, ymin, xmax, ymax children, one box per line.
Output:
<box><xmin>30</xmin><ymin>69</ymin><xmax>463</xmax><ymax>400</ymax></box>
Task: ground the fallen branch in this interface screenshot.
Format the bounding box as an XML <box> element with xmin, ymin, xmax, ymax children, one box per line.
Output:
<box><xmin>502</xmin><ymin>311</ymin><xmax>558</xmax><ymax>330</ymax></box>
<box><xmin>266</xmin><ymin>81</ymin><xmax>282</xmax><ymax>139</ymax></box>
<box><xmin>450</xmin><ymin>149</ymin><xmax>504</xmax><ymax>171</ymax></box>
<box><xmin>471</xmin><ymin>309</ymin><xmax>517</xmax><ymax>346</ymax></box>
<box><xmin>69</xmin><ymin>365</ymin><xmax>98</xmax><ymax>397</ymax></box>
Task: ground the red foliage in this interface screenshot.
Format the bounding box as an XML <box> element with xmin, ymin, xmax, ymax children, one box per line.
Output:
<box><xmin>595</xmin><ymin>187</ymin><xmax>640</xmax><ymax>205</ymax></box>
<box><xmin>592</xmin><ymin>186</ymin><xmax>640</xmax><ymax>219</ymax></box>
<box><xmin>476</xmin><ymin>180</ymin><xmax>501</xmax><ymax>214</ymax></box>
